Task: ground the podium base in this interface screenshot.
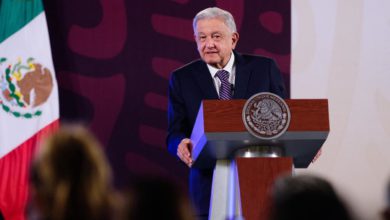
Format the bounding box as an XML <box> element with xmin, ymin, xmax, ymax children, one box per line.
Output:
<box><xmin>209</xmin><ymin>159</ymin><xmax>243</xmax><ymax>220</ymax></box>
<box><xmin>209</xmin><ymin>156</ymin><xmax>293</xmax><ymax>220</ymax></box>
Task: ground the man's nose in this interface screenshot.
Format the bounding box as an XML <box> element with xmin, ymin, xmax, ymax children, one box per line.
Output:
<box><xmin>205</xmin><ymin>38</ymin><xmax>215</xmax><ymax>48</ymax></box>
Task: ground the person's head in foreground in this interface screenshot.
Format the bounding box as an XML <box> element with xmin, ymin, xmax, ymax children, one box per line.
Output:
<box><xmin>30</xmin><ymin>125</ymin><xmax>116</xmax><ymax>220</ymax></box>
<box><xmin>269</xmin><ymin>174</ymin><xmax>354</xmax><ymax>220</ymax></box>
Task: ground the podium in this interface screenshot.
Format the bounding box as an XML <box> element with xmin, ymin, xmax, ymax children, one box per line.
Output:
<box><xmin>190</xmin><ymin>99</ymin><xmax>329</xmax><ymax>220</ymax></box>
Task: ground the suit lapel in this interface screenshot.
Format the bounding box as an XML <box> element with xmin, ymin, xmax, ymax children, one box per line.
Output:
<box><xmin>233</xmin><ymin>52</ymin><xmax>251</xmax><ymax>99</ymax></box>
<box><xmin>193</xmin><ymin>62</ymin><xmax>219</xmax><ymax>99</ymax></box>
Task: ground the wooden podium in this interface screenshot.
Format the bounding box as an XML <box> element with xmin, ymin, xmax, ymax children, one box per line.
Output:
<box><xmin>190</xmin><ymin>99</ymin><xmax>329</xmax><ymax>220</ymax></box>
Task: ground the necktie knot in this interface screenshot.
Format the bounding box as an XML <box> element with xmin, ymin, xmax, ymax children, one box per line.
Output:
<box><xmin>216</xmin><ymin>70</ymin><xmax>229</xmax><ymax>81</ymax></box>
<box><xmin>215</xmin><ymin>70</ymin><xmax>232</xmax><ymax>100</ymax></box>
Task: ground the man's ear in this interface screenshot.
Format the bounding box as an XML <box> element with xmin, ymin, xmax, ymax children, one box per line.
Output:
<box><xmin>232</xmin><ymin>32</ymin><xmax>239</xmax><ymax>49</ymax></box>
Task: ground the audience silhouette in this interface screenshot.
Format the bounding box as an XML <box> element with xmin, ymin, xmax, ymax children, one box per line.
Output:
<box><xmin>123</xmin><ymin>176</ymin><xmax>194</xmax><ymax>220</ymax></box>
<box><xmin>383</xmin><ymin>178</ymin><xmax>390</xmax><ymax>220</ymax></box>
<box><xmin>30</xmin><ymin>125</ymin><xmax>118</xmax><ymax>220</ymax></box>
<box><xmin>269</xmin><ymin>174</ymin><xmax>354</xmax><ymax>220</ymax></box>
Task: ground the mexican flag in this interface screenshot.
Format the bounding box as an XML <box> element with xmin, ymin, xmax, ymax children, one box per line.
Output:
<box><xmin>0</xmin><ymin>0</ymin><xmax>59</xmax><ymax>219</ymax></box>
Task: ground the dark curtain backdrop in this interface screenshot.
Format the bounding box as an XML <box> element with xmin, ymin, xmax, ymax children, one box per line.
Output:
<box><xmin>42</xmin><ymin>0</ymin><xmax>290</xmax><ymax>188</ymax></box>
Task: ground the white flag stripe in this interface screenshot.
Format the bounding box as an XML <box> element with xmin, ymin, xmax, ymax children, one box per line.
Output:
<box><xmin>0</xmin><ymin>12</ymin><xmax>59</xmax><ymax>158</ymax></box>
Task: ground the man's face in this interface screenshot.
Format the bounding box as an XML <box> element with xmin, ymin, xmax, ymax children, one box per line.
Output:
<box><xmin>194</xmin><ymin>18</ymin><xmax>239</xmax><ymax>69</ymax></box>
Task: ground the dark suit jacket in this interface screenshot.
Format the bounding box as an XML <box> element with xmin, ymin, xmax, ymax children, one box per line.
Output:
<box><xmin>167</xmin><ymin>51</ymin><xmax>286</xmax><ymax>217</ymax></box>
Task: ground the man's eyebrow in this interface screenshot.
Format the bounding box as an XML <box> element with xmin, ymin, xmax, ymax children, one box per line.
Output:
<box><xmin>196</xmin><ymin>31</ymin><xmax>222</xmax><ymax>36</ymax></box>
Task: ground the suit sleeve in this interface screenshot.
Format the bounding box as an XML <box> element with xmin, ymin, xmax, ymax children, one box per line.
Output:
<box><xmin>269</xmin><ymin>59</ymin><xmax>287</xmax><ymax>99</ymax></box>
<box><xmin>167</xmin><ymin>72</ymin><xmax>190</xmax><ymax>158</ymax></box>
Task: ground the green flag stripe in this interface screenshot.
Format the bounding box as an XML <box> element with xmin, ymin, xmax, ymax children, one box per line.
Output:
<box><xmin>0</xmin><ymin>0</ymin><xmax>44</xmax><ymax>44</ymax></box>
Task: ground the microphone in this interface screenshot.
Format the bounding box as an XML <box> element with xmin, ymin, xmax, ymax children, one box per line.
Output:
<box><xmin>231</xmin><ymin>84</ymin><xmax>235</xmax><ymax>95</ymax></box>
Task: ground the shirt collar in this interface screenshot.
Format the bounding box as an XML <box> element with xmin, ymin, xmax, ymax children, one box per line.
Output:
<box><xmin>207</xmin><ymin>52</ymin><xmax>235</xmax><ymax>78</ymax></box>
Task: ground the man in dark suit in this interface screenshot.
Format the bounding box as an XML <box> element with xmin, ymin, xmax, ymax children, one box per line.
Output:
<box><xmin>167</xmin><ymin>7</ymin><xmax>286</xmax><ymax>219</ymax></box>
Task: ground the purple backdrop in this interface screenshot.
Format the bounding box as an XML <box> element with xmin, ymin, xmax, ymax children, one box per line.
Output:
<box><xmin>43</xmin><ymin>0</ymin><xmax>290</xmax><ymax>188</ymax></box>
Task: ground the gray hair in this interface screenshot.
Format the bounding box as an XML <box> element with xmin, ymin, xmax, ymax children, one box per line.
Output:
<box><xmin>193</xmin><ymin>7</ymin><xmax>237</xmax><ymax>34</ymax></box>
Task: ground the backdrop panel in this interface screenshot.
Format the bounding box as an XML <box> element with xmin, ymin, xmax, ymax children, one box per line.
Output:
<box><xmin>292</xmin><ymin>1</ymin><xmax>390</xmax><ymax>219</ymax></box>
<box><xmin>43</xmin><ymin>0</ymin><xmax>291</xmax><ymax>187</ymax></box>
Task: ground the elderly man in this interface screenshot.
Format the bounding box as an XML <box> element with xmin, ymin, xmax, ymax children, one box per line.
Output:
<box><xmin>167</xmin><ymin>7</ymin><xmax>286</xmax><ymax>218</ymax></box>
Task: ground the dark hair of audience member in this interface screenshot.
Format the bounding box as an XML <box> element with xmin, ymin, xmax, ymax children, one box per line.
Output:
<box><xmin>383</xmin><ymin>178</ymin><xmax>390</xmax><ymax>220</ymax></box>
<box><xmin>269</xmin><ymin>174</ymin><xmax>354</xmax><ymax>220</ymax></box>
<box><xmin>0</xmin><ymin>209</ymin><xmax>4</xmax><ymax>220</ymax></box>
<box><xmin>123</xmin><ymin>176</ymin><xmax>195</xmax><ymax>220</ymax></box>
<box><xmin>30</xmin><ymin>125</ymin><xmax>117</xmax><ymax>220</ymax></box>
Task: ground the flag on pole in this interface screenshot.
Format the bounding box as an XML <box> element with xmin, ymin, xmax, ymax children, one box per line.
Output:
<box><xmin>0</xmin><ymin>0</ymin><xmax>59</xmax><ymax>219</ymax></box>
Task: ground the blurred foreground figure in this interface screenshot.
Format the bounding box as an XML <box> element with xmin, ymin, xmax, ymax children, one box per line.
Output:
<box><xmin>124</xmin><ymin>177</ymin><xmax>195</xmax><ymax>220</ymax></box>
<box><xmin>269</xmin><ymin>175</ymin><xmax>354</xmax><ymax>220</ymax></box>
<box><xmin>383</xmin><ymin>178</ymin><xmax>390</xmax><ymax>220</ymax></box>
<box><xmin>30</xmin><ymin>125</ymin><xmax>117</xmax><ymax>220</ymax></box>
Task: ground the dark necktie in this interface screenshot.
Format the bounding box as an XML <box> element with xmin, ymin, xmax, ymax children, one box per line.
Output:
<box><xmin>216</xmin><ymin>70</ymin><xmax>232</xmax><ymax>100</ymax></box>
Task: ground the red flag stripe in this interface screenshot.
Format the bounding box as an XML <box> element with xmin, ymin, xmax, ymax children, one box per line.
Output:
<box><xmin>0</xmin><ymin>119</ymin><xmax>59</xmax><ymax>220</ymax></box>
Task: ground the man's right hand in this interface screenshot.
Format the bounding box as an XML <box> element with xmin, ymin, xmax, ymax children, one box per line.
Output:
<box><xmin>177</xmin><ymin>138</ymin><xmax>193</xmax><ymax>167</ymax></box>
